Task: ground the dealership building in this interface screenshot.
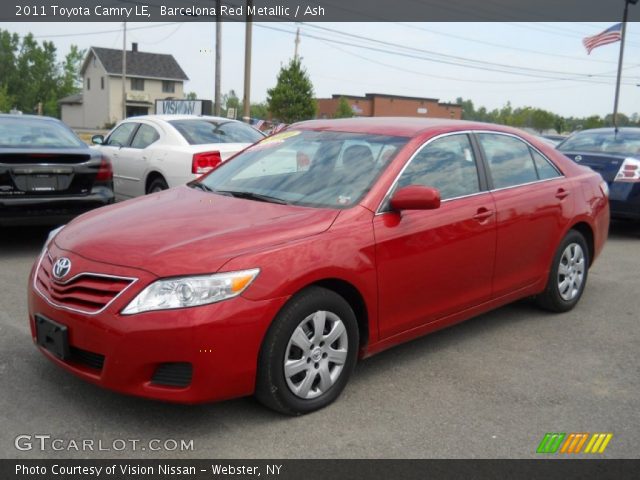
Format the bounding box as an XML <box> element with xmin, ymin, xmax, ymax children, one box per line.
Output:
<box><xmin>316</xmin><ymin>93</ymin><xmax>462</xmax><ymax>120</ymax></box>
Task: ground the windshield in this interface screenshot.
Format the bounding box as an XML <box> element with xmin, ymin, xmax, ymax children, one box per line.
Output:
<box><xmin>169</xmin><ymin>119</ymin><xmax>264</xmax><ymax>145</ymax></box>
<box><xmin>558</xmin><ymin>130</ymin><xmax>640</xmax><ymax>157</ymax></box>
<box><xmin>0</xmin><ymin>117</ymin><xmax>86</xmax><ymax>148</ymax></box>
<box><xmin>195</xmin><ymin>130</ymin><xmax>408</xmax><ymax>209</ymax></box>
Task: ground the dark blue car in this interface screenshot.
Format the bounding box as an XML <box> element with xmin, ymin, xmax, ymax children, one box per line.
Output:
<box><xmin>557</xmin><ymin>128</ymin><xmax>640</xmax><ymax>221</ymax></box>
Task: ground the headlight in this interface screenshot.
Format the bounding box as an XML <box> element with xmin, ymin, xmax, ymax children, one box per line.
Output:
<box><xmin>121</xmin><ymin>269</ymin><xmax>260</xmax><ymax>315</ymax></box>
<box><xmin>43</xmin><ymin>225</ymin><xmax>65</xmax><ymax>252</ymax></box>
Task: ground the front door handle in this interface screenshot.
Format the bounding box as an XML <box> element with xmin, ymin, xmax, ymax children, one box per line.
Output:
<box><xmin>473</xmin><ymin>207</ymin><xmax>494</xmax><ymax>221</ymax></box>
<box><xmin>556</xmin><ymin>188</ymin><xmax>570</xmax><ymax>200</ymax></box>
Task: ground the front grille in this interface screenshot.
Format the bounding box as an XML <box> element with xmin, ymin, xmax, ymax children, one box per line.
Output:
<box><xmin>151</xmin><ymin>363</ymin><xmax>193</xmax><ymax>388</ymax></box>
<box><xmin>69</xmin><ymin>346</ymin><xmax>105</xmax><ymax>371</ymax></box>
<box><xmin>35</xmin><ymin>253</ymin><xmax>135</xmax><ymax>314</ymax></box>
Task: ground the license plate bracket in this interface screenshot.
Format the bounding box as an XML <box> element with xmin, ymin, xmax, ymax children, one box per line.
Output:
<box><xmin>35</xmin><ymin>315</ymin><xmax>70</xmax><ymax>360</ymax></box>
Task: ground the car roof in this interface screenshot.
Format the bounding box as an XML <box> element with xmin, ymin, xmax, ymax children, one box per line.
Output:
<box><xmin>290</xmin><ymin>117</ymin><xmax>528</xmax><ymax>138</ymax></box>
<box><xmin>571</xmin><ymin>127</ymin><xmax>640</xmax><ymax>134</ymax></box>
<box><xmin>0</xmin><ymin>114</ymin><xmax>61</xmax><ymax>122</ymax></box>
<box><xmin>125</xmin><ymin>114</ymin><xmax>241</xmax><ymax>123</ymax></box>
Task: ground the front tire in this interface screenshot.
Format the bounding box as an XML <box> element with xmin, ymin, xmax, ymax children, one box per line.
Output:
<box><xmin>256</xmin><ymin>287</ymin><xmax>359</xmax><ymax>415</ymax></box>
<box><xmin>537</xmin><ymin>230</ymin><xmax>589</xmax><ymax>313</ymax></box>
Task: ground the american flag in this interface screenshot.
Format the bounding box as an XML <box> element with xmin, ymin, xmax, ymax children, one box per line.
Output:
<box><xmin>583</xmin><ymin>23</ymin><xmax>623</xmax><ymax>55</ymax></box>
<box><xmin>272</xmin><ymin>123</ymin><xmax>288</xmax><ymax>134</ymax></box>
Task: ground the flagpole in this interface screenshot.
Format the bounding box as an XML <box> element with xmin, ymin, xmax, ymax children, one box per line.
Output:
<box><xmin>613</xmin><ymin>0</ymin><xmax>634</xmax><ymax>132</ymax></box>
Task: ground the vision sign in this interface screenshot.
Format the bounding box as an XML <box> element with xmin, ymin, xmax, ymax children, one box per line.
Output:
<box><xmin>155</xmin><ymin>100</ymin><xmax>212</xmax><ymax>115</ymax></box>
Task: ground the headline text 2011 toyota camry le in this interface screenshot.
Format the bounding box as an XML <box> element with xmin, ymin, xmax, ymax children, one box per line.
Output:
<box><xmin>28</xmin><ymin>118</ymin><xmax>609</xmax><ymax>415</ymax></box>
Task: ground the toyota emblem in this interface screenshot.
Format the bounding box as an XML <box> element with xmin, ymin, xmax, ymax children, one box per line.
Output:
<box><xmin>52</xmin><ymin>257</ymin><xmax>72</xmax><ymax>279</ymax></box>
<box><xmin>574</xmin><ymin>155</ymin><xmax>582</xmax><ymax>162</ymax></box>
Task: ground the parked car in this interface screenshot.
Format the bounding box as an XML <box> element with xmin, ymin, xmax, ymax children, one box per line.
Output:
<box><xmin>541</xmin><ymin>134</ymin><xmax>567</xmax><ymax>146</ymax></box>
<box><xmin>29</xmin><ymin>118</ymin><xmax>609</xmax><ymax>414</ymax></box>
<box><xmin>557</xmin><ymin>127</ymin><xmax>640</xmax><ymax>221</ymax></box>
<box><xmin>0</xmin><ymin>114</ymin><xmax>114</xmax><ymax>226</ymax></box>
<box><xmin>92</xmin><ymin>115</ymin><xmax>264</xmax><ymax>200</ymax></box>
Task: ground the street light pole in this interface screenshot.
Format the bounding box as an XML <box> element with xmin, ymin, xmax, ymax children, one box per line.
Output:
<box><xmin>122</xmin><ymin>22</ymin><xmax>127</xmax><ymax>121</ymax></box>
<box><xmin>243</xmin><ymin>0</ymin><xmax>253</xmax><ymax>123</ymax></box>
<box><xmin>613</xmin><ymin>0</ymin><xmax>638</xmax><ymax>132</ymax></box>
<box><xmin>214</xmin><ymin>0</ymin><xmax>222</xmax><ymax>116</ymax></box>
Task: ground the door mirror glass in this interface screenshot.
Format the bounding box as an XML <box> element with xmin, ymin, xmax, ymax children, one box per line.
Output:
<box><xmin>91</xmin><ymin>135</ymin><xmax>104</xmax><ymax>145</ymax></box>
<box><xmin>390</xmin><ymin>185</ymin><xmax>441</xmax><ymax>211</ymax></box>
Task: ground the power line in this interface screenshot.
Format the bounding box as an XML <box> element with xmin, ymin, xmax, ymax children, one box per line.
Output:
<box><xmin>296</xmin><ymin>23</ymin><xmax>637</xmax><ymax>83</ymax></box>
<box><xmin>32</xmin><ymin>22</ymin><xmax>183</xmax><ymax>39</ymax></box>
<box><xmin>256</xmin><ymin>23</ymin><xmax>637</xmax><ymax>86</ymax></box>
<box><xmin>394</xmin><ymin>23</ymin><xmax>618</xmax><ymax>65</ymax></box>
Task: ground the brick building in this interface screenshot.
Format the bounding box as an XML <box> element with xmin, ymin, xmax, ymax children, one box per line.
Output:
<box><xmin>316</xmin><ymin>93</ymin><xmax>462</xmax><ymax>120</ymax></box>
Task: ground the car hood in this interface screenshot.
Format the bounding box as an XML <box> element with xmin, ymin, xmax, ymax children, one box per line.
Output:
<box><xmin>54</xmin><ymin>186</ymin><xmax>339</xmax><ymax>277</ymax></box>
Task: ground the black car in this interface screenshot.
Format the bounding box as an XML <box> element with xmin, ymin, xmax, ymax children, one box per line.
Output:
<box><xmin>557</xmin><ymin>127</ymin><xmax>640</xmax><ymax>221</ymax></box>
<box><xmin>0</xmin><ymin>115</ymin><xmax>114</xmax><ymax>226</ymax></box>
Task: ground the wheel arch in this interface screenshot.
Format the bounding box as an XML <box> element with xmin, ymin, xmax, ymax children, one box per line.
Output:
<box><xmin>567</xmin><ymin>221</ymin><xmax>595</xmax><ymax>267</ymax></box>
<box><xmin>145</xmin><ymin>171</ymin><xmax>167</xmax><ymax>193</ymax></box>
<box><xmin>279</xmin><ymin>278</ymin><xmax>371</xmax><ymax>352</ymax></box>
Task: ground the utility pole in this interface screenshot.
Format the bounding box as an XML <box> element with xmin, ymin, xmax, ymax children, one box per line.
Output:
<box><xmin>294</xmin><ymin>27</ymin><xmax>300</xmax><ymax>60</ymax></box>
<box><xmin>613</xmin><ymin>0</ymin><xmax>638</xmax><ymax>132</ymax></box>
<box><xmin>214</xmin><ymin>0</ymin><xmax>222</xmax><ymax>116</ymax></box>
<box><xmin>242</xmin><ymin>0</ymin><xmax>253</xmax><ymax>123</ymax></box>
<box><xmin>122</xmin><ymin>22</ymin><xmax>127</xmax><ymax>121</ymax></box>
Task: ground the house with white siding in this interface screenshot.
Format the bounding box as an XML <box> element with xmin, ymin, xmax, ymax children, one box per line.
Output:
<box><xmin>59</xmin><ymin>43</ymin><xmax>189</xmax><ymax>129</ymax></box>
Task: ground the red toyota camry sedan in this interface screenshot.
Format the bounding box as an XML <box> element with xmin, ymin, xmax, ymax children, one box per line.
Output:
<box><xmin>28</xmin><ymin>118</ymin><xmax>609</xmax><ymax>414</ymax></box>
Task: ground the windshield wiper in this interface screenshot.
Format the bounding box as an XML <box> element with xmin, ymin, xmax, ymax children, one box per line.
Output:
<box><xmin>189</xmin><ymin>182</ymin><xmax>214</xmax><ymax>192</ymax></box>
<box><xmin>217</xmin><ymin>190</ymin><xmax>289</xmax><ymax>205</ymax></box>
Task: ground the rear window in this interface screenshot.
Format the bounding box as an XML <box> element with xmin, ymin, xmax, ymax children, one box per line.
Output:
<box><xmin>558</xmin><ymin>130</ymin><xmax>640</xmax><ymax>157</ymax></box>
<box><xmin>0</xmin><ymin>117</ymin><xmax>85</xmax><ymax>148</ymax></box>
<box><xmin>169</xmin><ymin>119</ymin><xmax>263</xmax><ymax>145</ymax></box>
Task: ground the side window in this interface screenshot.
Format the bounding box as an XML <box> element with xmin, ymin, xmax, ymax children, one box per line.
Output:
<box><xmin>397</xmin><ymin>134</ymin><xmax>480</xmax><ymax>201</ymax></box>
<box><xmin>105</xmin><ymin>123</ymin><xmax>137</xmax><ymax>147</ymax></box>
<box><xmin>478</xmin><ymin>134</ymin><xmax>539</xmax><ymax>189</ymax></box>
<box><xmin>531</xmin><ymin>148</ymin><xmax>561</xmax><ymax>180</ymax></box>
<box><xmin>130</xmin><ymin>124</ymin><xmax>159</xmax><ymax>149</ymax></box>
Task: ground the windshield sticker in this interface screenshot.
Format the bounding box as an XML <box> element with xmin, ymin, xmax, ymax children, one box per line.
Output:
<box><xmin>249</xmin><ymin>130</ymin><xmax>301</xmax><ymax>151</ymax></box>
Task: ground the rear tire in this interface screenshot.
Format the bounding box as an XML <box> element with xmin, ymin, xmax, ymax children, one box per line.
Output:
<box><xmin>256</xmin><ymin>287</ymin><xmax>359</xmax><ymax>415</ymax></box>
<box><xmin>147</xmin><ymin>177</ymin><xmax>168</xmax><ymax>194</ymax></box>
<box><xmin>536</xmin><ymin>229</ymin><xmax>589</xmax><ymax>313</ymax></box>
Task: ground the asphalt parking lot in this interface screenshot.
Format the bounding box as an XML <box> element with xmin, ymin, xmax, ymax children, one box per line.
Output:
<box><xmin>1</xmin><ymin>222</ymin><xmax>638</xmax><ymax>459</ymax></box>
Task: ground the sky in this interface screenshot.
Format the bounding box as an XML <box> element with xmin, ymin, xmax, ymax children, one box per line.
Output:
<box><xmin>1</xmin><ymin>21</ymin><xmax>639</xmax><ymax>118</ymax></box>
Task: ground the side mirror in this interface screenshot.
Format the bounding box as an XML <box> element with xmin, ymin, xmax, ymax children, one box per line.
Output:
<box><xmin>91</xmin><ymin>135</ymin><xmax>104</xmax><ymax>145</ymax></box>
<box><xmin>390</xmin><ymin>185</ymin><xmax>441</xmax><ymax>211</ymax></box>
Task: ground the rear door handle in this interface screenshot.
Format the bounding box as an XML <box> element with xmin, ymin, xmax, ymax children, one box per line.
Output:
<box><xmin>556</xmin><ymin>188</ymin><xmax>570</xmax><ymax>200</ymax></box>
<box><xmin>473</xmin><ymin>208</ymin><xmax>494</xmax><ymax>221</ymax></box>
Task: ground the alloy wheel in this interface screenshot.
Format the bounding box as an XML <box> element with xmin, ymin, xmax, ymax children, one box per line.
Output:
<box><xmin>557</xmin><ymin>242</ymin><xmax>585</xmax><ymax>301</ymax></box>
<box><xmin>284</xmin><ymin>310</ymin><xmax>349</xmax><ymax>400</ymax></box>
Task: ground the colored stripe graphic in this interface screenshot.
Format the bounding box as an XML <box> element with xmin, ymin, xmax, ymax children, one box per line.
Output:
<box><xmin>584</xmin><ymin>433</ymin><xmax>613</xmax><ymax>454</ymax></box>
<box><xmin>537</xmin><ymin>433</ymin><xmax>566</xmax><ymax>453</ymax></box>
<box><xmin>560</xmin><ymin>433</ymin><xmax>589</xmax><ymax>454</ymax></box>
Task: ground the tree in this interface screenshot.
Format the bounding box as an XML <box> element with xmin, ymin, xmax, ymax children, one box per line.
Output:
<box><xmin>185</xmin><ymin>91</ymin><xmax>198</xmax><ymax>100</ymax></box>
<box><xmin>333</xmin><ymin>96</ymin><xmax>353</xmax><ymax>118</ymax></box>
<box><xmin>0</xmin><ymin>29</ymin><xmax>83</xmax><ymax>117</ymax></box>
<box><xmin>0</xmin><ymin>84</ymin><xmax>14</xmax><ymax>112</ymax></box>
<box><xmin>267</xmin><ymin>58</ymin><xmax>316</xmax><ymax>123</ymax></box>
<box><xmin>250</xmin><ymin>102</ymin><xmax>269</xmax><ymax>119</ymax></box>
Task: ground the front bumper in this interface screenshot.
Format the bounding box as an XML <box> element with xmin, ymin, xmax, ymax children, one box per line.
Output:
<box><xmin>28</xmin><ymin>248</ymin><xmax>288</xmax><ymax>404</ymax></box>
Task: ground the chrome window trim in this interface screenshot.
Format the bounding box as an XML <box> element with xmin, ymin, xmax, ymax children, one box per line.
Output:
<box><xmin>33</xmin><ymin>250</ymin><xmax>139</xmax><ymax>316</ymax></box>
<box><xmin>375</xmin><ymin>129</ymin><xmax>565</xmax><ymax>215</ymax></box>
